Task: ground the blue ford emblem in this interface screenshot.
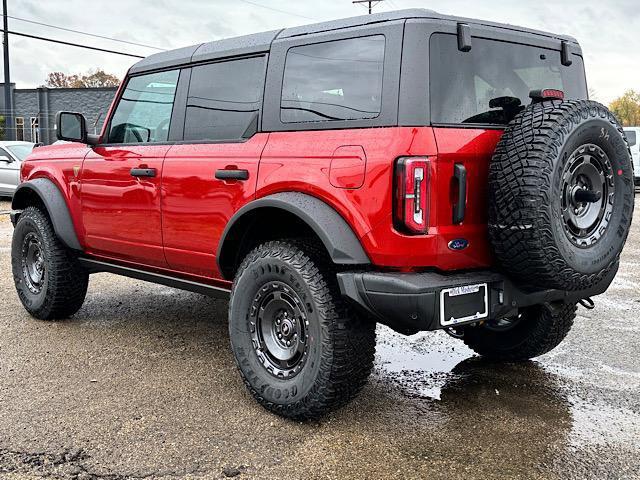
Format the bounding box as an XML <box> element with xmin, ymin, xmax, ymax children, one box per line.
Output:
<box><xmin>448</xmin><ymin>238</ymin><xmax>469</xmax><ymax>251</ymax></box>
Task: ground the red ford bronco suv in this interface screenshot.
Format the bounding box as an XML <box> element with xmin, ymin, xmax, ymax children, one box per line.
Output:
<box><xmin>11</xmin><ymin>10</ymin><xmax>634</xmax><ymax>419</ymax></box>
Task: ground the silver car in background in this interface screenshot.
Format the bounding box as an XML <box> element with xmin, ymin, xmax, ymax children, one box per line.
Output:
<box><xmin>624</xmin><ymin>128</ymin><xmax>640</xmax><ymax>186</ymax></box>
<box><xmin>0</xmin><ymin>141</ymin><xmax>35</xmax><ymax>197</ymax></box>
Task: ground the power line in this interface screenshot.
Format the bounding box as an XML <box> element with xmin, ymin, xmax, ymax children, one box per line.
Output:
<box><xmin>236</xmin><ymin>0</ymin><xmax>316</xmax><ymax>20</ymax></box>
<box><xmin>1</xmin><ymin>29</ymin><xmax>145</xmax><ymax>58</ymax></box>
<box><xmin>7</xmin><ymin>15</ymin><xmax>166</xmax><ymax>51</ymax></box>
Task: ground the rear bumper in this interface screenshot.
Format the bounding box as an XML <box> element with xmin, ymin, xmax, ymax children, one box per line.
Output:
<box><xmin>337</xmin><ymin>266</ymin><xmax>617</xmax><ymax>334</ymax></box>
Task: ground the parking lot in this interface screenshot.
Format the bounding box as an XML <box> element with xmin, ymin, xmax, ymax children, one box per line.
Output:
<box><xmin>0</xmin><ymin>197</ymin><xmax>638</xmax><ymax>480</ymax></box>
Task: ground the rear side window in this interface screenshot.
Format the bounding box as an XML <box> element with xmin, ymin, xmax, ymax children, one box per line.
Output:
<box><xmin>281</xmin><ymin>36</ymin><xmax>385</xmax><ymax>123</ymax></box>
<box><xmin>184</xmin><ymin>56</ymin><xmax>266</xmax><ymax>142</ymax></box>
<box><xmin>108</xmin><ymin>70</ymin><xmax>179</xmax><ymax>143</ymax></box>
<box><xmin>429</xmin><ymin>34</ymin><xmax>588</xmax><ymax>126</ymax></box>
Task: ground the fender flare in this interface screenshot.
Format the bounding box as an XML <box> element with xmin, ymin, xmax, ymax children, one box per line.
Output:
<box><xmin>217</xmin><ymin>192</ymin><xmax>370</xmax><ymax>277</ymax></box>
<box><xmin>12</xmin><ymin>178</ymin><xmax>82</xmax><ymax>251</ymax></box>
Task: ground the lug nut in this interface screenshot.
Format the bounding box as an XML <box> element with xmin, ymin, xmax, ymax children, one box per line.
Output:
<box><xmin>286</xmin><ymin>341</ymin><xmax>291</xmax><ymax>346</ymax></box>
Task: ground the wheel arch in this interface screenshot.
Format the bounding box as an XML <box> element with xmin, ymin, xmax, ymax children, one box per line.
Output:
<box><xmin>217</xmin><ymin>192</ymin><xmax>370</xmax><ymax>280</ymax></box>
<box><xmin>12</xmin><ymin>178</ymin><xmax>82</xmax><ymax>251</ymax></box>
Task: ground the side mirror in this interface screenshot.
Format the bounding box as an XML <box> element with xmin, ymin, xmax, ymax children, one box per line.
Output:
<box><xmin>56</xmin><ymin>111</ymin><xmax>87</xmax><ymax>143</ymax></box>
<box><xmin>0</xmin><ymin>155</ymin><xmax>11</xmax><ymax>163</ymax></box>
<box><xmin>56</xmin><ymin>111</ymin><xmax>99</xmax><ymax>145</ymax></box>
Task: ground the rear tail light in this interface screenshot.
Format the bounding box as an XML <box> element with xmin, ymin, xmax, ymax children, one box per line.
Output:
<box><xmin>394</xmin><ymin>157</ymin><xmax>429</xmax><ymax>234</ymax></box>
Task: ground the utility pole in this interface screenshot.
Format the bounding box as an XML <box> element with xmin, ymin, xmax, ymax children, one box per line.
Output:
<box><xmin>2</xmin><ymin>0</ymin><xmax>13</xmax><ymax>140</ymax></box>
<box><xmin>352</xmin><ymin>0</ymin><xmax>384</xmax><ymax>15</ymax></box>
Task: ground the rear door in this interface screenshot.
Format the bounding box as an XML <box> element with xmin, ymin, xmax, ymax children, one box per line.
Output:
<box><xmin>80</xmin><ymin>69</ymin><xmax>180</xmax><ymax>267</ymax></box>
<box><xmin>161</xmin><ymin>56</ymin><xmax>268</xmax><ymax>278</ymax></box>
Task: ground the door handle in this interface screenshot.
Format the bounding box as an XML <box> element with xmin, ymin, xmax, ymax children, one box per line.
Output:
<box><xmin>130</xmin><ymin>168</ymin><xmax>156</xmax><ymax>178</ymax></box>
<box><xmin>215</xmin><ymin>169</ymin><xmax>249</xmax><ymax>181</ymax></box>
<box><xmin>452</xmin><ymin>163</ymin><xmax>467</xmax><ymax>224</ymax></box>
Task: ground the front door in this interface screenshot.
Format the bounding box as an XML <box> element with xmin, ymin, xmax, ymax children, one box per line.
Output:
<box><xmin>80</xmin><ymin>69</ymin><xmax>180</xmax><ymax>268</ymax></box>
<box><xmin>161</xmin><ymin>56</ymin><xmax>268</xmax><ymax>278</ymax></box>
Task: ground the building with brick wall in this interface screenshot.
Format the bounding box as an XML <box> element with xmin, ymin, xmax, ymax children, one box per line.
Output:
<box><xmin>0</xmin><ymin>84</ymin><xmax>117</xmax><ymax>144</ymax></box>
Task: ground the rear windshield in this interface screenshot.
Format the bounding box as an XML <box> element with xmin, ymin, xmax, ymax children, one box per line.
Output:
<box><xmin>429</xmin><ymin>34</ymin><xmax>587</xmax><ymax>126</ymax></box>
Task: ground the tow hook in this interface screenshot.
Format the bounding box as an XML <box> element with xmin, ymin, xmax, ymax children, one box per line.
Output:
<box><xmin>579</xmin><ymin>297</ymin><xmax>595</xmax><ymax>310</ymax></box>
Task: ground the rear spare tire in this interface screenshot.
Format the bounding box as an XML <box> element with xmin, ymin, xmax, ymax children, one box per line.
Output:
<box><xmin>489</xmin><ymin>100</ymin><xmax>634</xmax><ymax>291</ymax></box>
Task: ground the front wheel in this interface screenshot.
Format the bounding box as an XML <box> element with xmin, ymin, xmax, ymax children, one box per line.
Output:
<box><xmin>462</xmin><ymin>303</ymin><xmax>577</xmax><ymax>361</ymax></box>
<box><xmin>228</xmin><ymin>240</ymin><xmax>376</xmax><ymax>420</ymax></box>
<box><xmin>11</xmin><ymin>206</ymin><xmax>89</xmax><ymax>320</ymax></box>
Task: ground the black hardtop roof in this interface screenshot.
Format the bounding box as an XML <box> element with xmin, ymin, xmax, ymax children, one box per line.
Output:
<box><xmin>129</xmin><ymin>8</ymin><xmax>579</xmax><ymax>74</ymax></box>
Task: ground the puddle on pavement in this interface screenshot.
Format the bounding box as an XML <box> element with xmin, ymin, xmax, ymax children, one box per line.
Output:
<box><xmin>374</xmin><ymin>325</ymin><xmax>640</xmax><ymax>448</ymax></box>
<box><xmin>375</xmin><ymin>328</ymin><xmax>472</xmax><ymax>400</ymax></box>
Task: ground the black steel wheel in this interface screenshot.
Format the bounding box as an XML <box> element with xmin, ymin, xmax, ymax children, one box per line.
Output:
<box><xmin>11</xmin><ymin>206</ymin><xmax>88</xmax><ymax>320</ymax></box>
<box><xmin>560</xmin><ymin>144</ymin><xmax>615</xmax><ymax>248</ymax></box>
<box><xmin>229</xmin><ymin>240</ymin><xmax>376</xmax><ymax>420</ymax></box>
<box><xmin>21</xmin><ymin>231</ymin><xmax>46</xmax><ymax>294</ymax></box>
<box><xmin>250</xmin><ymin>281</ymin><xmax>310</xmax><ymax>378</ymax></box>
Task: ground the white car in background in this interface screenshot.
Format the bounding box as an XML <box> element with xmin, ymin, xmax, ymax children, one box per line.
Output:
<box><xmin>624</xmin><ymin>127</ymin><xmax>640</xmax><ymax>185</ymax></box>
<box><xmin>0</xmin><ymin>141</ymin><xmax>36</xmax><ymax>197</ymax></box>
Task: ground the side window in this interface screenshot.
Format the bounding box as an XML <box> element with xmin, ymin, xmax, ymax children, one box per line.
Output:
<box><xmin>280</xmin><ymin>36</ymin><xmax>385</xmax><ymax>124</ymax></box>
<box><xmin>183</xmin><ymin>56</ymin><xmax>265</xmax><ymax>142</ymax></box>
<box><xmin>108</xmin><ymin>69</ymin><xmax>179</xmax><ymax>144</ymax></box>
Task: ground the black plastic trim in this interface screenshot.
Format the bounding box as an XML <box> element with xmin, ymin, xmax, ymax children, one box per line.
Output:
<box><xmin>12</xmin><ymin>178</ymin><xmax>82</xmax><ymax>251</ymax></box>
<box><xmin>452</xmin><ymin>163</ymin><xmax>467</xmax><ymax>224</ymax></box>
<box><xmin>561</xmin><ymin>40</ymin><xmax>573</xmax><ymax>66</ymax></box>
<box><xmin>78</xmin><ymin>258</ymin><xmax>231</xmax><ymax>298</ymax></box>
<box><xmin>217</xmin><ymin>192</ymin><xmax>370</xmax><ymax>279</ymax></box>
<box><xmin>457</xmin><ymin>23</ymin><xmax>472</xmax><ymax>51</ymax></box>
<box><xmin>337</xmin><ymin>265</ymin><xmax>617</xmax><ymax>335</ymax></box>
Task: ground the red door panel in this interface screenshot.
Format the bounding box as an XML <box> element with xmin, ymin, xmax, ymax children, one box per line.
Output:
<box><xmin>161</xmin><ymin>134</ymin><xmax>268</xmax><ymax>277</ymax></box>
<box><xmin>81</xmin><ymin>145</ymin><xmax>169</xmax><ymax>267</ymax></box>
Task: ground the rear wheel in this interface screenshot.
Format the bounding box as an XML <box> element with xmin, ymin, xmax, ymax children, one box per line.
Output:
<box><xmin>462</xmin><ymin>303</ymin><xmax>576</xmax><ymax>361</ymax></box>
<box><xmin>11</xmin><ymin>206</ymin><xmax>88</xmax><ymax>320</ymax></box>
<box><xmin>228</xmin><ymin>240</ymin><xmax>376</xmax><ymax>420</ymax></box>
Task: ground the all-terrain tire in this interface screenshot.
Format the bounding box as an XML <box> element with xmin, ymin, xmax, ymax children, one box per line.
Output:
<box><xmin>228</xmin><ymin>240</ymin><xmax>376</xmax><ymax>420</ymax></box>
<box><xmin>489</xmin><ymin>100</ymin><xmax>634</xmax><ymax>291</ymax></box>
<box><xmin>11</xmin><ymin>206</ymin><xmax>89</xmax><ymax>320</ymax></box>
<box><xmin>463</xmin><ymin>302</ymin><xmax>576</xmax><ymax>361</ymax></box>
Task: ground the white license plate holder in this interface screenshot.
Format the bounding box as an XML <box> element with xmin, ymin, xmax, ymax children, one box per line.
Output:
<box><xmin>440</xmin><ymin>283</ymin><xmax>489</xmax><ymax>327</ymax></box>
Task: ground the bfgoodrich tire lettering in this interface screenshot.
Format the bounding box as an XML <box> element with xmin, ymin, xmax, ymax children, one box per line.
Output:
<box><xmin>489</xmin><ymin>100</ymin><xmax>634</xmax><ymax>291</ymax></box>
<box><xmin>228</xmin><ymin>240</ymin><xmax>376</xmax><ymax>420</ymax></box>
<box><xmin>11</xmin><ymin>207</ymin><xmax>88</xmax><ymax>320</ymax></box>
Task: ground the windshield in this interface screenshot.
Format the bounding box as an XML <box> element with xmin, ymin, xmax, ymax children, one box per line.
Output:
<box><xmin>5</xmin><ymin>144</ymin><xmax>34</xmax><ymax>161</ymax></box>
<box><xmin>429</xmin><ymin>34</ymin><xmax>588</xmax><ymax>126</ymax></box>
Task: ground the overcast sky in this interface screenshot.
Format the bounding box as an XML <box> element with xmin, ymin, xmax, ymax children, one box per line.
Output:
<box><xmin>9</xmin><ymin>0</ymin><xmax>640</xmax><ymax>104</ymax></box>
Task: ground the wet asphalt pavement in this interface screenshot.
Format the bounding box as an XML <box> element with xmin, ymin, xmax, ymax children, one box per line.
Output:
<box><xmin>0</xmin><ymin>198</ymin><xmax>639</xmax><ymax>480</ymax></box>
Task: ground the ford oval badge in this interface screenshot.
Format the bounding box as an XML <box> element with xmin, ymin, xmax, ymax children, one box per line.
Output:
<box><xmin>448</xmin><ymin>238</ymin><xmax>469</xmax><ymax>251</ymax></box>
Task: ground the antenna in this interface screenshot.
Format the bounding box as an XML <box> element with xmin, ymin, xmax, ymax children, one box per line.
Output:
<box><xmin>352</xmin><ymin>0</ymin><xmax>384</xmax><ymax>15</ymax></box>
